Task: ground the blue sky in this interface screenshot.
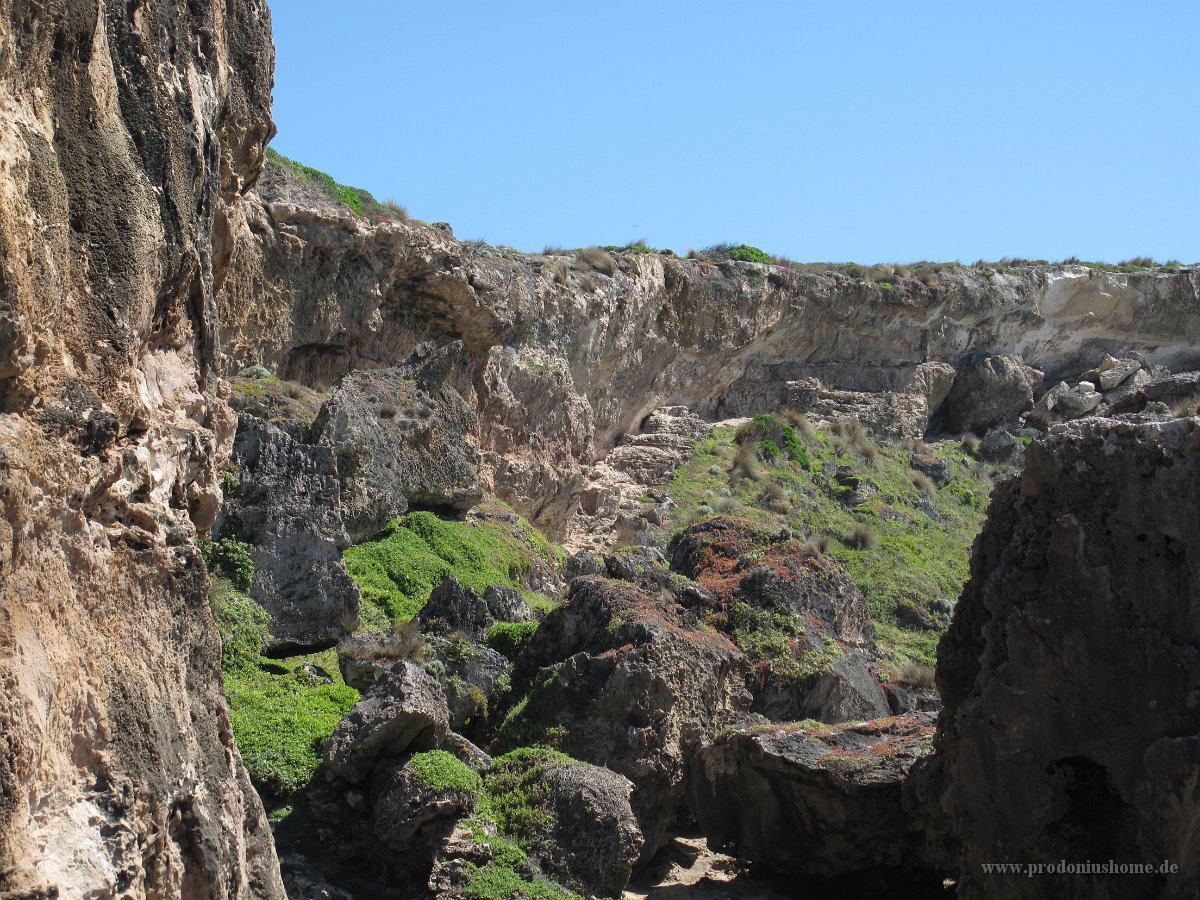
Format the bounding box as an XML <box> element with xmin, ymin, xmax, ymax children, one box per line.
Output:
<box><xmin>269</xmin><ymin>1</ymin><xmax>1198</xmax><ymax>263</ymax></box>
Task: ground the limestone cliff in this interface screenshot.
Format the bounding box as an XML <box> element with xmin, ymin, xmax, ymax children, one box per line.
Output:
<box><xmin>216</xmin><ymin>165</ymin><xmax>1200</xmax><ymax>536</ymax></box>
<box><xmin>0</xmin><ymin>2</ymin><xmax>282</xmax><ymax>896</ymax></box>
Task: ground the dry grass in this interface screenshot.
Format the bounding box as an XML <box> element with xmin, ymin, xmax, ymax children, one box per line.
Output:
<box><xmin>897</xmin><ymin>660</ymin><xmax>936</xmax><ymax>689</ymax></box>
<box><xmin>382</xmin><ymin>198</ymin><xmax>409</xmax><ymax>221</ymax></box>
<box><xmin>762</xmin><ymin>480</ymin><xmax>790</xmax><ymax>511</ymax></box>
<box><xmin>545</xmin><ymin>258</ymin><xmax>570</xmax><ymax>286</ymax></box>
<box><xmin>781</xmin><ymin>408</ymin><xmax>816</xmax><ymax>440</ymax></box>
<box><xmin>574</xmin><ymin>247</ymin><xmax>616</xmax><ymax>275</ymax></box>
<box><xmin>577</xmin><ymin>274</ymin><xmax>598</xmax><ymax>293</ymax></box>
<box><xmin>844</xmin><ymin>522</ymin><xmax>879</xmax><ymax>550</ymax></box>
<box><xmin>732</xmin><ymin>441</ymin><xmax>763</xmax><ymax>481</ymax></box>
<box><xmin>340</xmin><ymin>619</ymin><xmax>424</xmax><ymax>662</ymax></box>
<box><xmin>1170</xmin><ymin>397</ymin><xmax>1200</xmax><ymax>418</ymax></box>
<box><xmin>960</xmin><ymin>433</ymin><xmax>981</xmax><ymax>457</ymax></box>
<box><xmin>909</xmin><ymin>469</ymin><xmax>936</xmax><ymax>495</ymax></box>
<box><xmin>802</xmin><ymin>532</ymin><xmax>830</xmax><ymax>555</ymax></box>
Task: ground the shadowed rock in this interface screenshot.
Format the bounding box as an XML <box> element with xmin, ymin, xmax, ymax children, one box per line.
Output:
<box><xmin>218</xmin><ymin>414</ymin><xmax>360</xmax><ymax>653</ymax></box>
<box><xmin>916</xmin><ymin>416</ymin><xmax>1200</xmax><ymax>900</ymax></box>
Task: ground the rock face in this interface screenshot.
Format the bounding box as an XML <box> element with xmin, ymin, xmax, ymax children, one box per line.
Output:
<box><xmin>946</xmin><ymin>355</ymin><xmax>1044</xmax><ymax>433</ymax></box>
<box><xmin>922</xmin><ymin>417</ymin><xmax>1200</xmax><ymax>900</ymax></box>
<box><xmin>217</xmin><ymin>169</ymin><xmax>1200</xmax><ymax>538</ymax></box>
<box><xmin>0</xmin><ymin>2</ymin><xmax>283</xmax><ymax>897</ymax></box>
<box><xmin>691</xmin><ymin>716</ymin><xmax>942</xmax><ymax>893</ymax></box>
<box><xmin>313</xmin><ymin>343</ymin><xmax>482</xmax><ymax>541</ymax></box>
<box><xmin>722</xmin><ymin>360</ymin><xmax>957</xmax><ymax>440</ymax></box>
<box><xmin>217</xmin><ymin>414</ymin><xmax>360</xmax><ymax>653</ymax></box>
<box><xmin>567</xmin><ymin>405</ymin><xmax>709</xmax><ymax>551</ymax></box>
<box><xmin>508</xmin><ymin>576</ymin><xmax>749</xmax><ymax>859</ymax></box>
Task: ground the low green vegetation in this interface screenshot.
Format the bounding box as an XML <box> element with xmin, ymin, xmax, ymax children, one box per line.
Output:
<box><xmin>726</xmin><ymin>244</ymin><xmax>774</xmax><ymax>264</ymax></box>
<box><xmin>202</xmin><ymin>534</ymin><xmax>255</xmax><ymax>592</ymax></box>
<box><xmin>408</xmin><ymin>749</ymin><xmax>483</xmax><ymax>794</ymax></box>
<box><xmin>344</xmin><ymin>510</ymin><xmax>561</xmax><ymax>629</ymax></box>
<box><xmin>266</xmin><ymin>147</ymin><xmax>402</xmax><ymax>220</ymax></box>
<box><xmin>664</xmin><ymin>415</ymin><xmax>997</xmax><ymax>667</ymax></box>
<box><xmin>460</xmin><ymin>861</ymin><xmax>578</xmax><ymax>900</ymax></box>
<box><xmin>210</xmin><ymin>573</ymin><xmax>359</xmax><ymax>799</ymax></box>
<box><xmin>485</xmin><ymin>621</ymin><xmax>540</xmax><ymax>659</ymax></box>
<box><xmin>433</xmin><ymin>747</ymin><xmax>586</xmax><ymax>900</ymax></box>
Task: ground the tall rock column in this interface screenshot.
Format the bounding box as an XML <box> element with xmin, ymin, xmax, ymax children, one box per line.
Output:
<box><xmin>920</xmin><ymin>417</ymin><xmax>1200</xmax><ymax>900</ymax></box>
<box><xmin>0</xmin><ymin>2</ymin><xmax>283</xmax><ymax>896</ymax></box>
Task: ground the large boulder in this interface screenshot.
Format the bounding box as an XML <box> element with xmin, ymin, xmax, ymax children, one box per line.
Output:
<box><xmin>216</xmin><ymin>414</ymin><xmax>360</xmax><ymax>653</ymax></box>
<box><xmin>425</xmin><ymin>635</ymin><xmax>509</xmax><ymax>732</ymax></box>
<box><xmin>418</xmin><ymin>575</ymin><xmax>492</xmax><ymax>640</ymax></box>
<box><xmin>325</xmin><ymin>662</ymin><xmax>450</xmax><ymax>783</ymax></box>
<box><xmin>691</xmin><ymin>715</ymin><xmax>943</xmax><ymax>894</ymax></box>
<box><xmin>1110</xmin><ymin>370</ymin><xmax>1200</xmax><ymax>416</ymax></box>
<box><xmin>670</xmin><ymin>518</ymin><xmax>890</xmax><ymax>723</ymax></box>
<box><xmin>947</xmin><ymin>355</ymin><xmax>1043</xmax><ymax>434</ymax></box>
<box><xmin>505</xmin><ymin>577</ymin><xmax>749</xmax><ymax>859</ymax></box>
<box><xmin>917</xmin><ymin>417</ymin><xmax>1200</xmax><ymax>900</ymax></box>
<box><xmin>371</xmin><ymin>753</ymin><xmax>480</xmax><ymax>850</ymax></box>
<box><xmin>313</xmin><ymin>342</ymin><xmax>482</xmax><ymax>541</ymax></box>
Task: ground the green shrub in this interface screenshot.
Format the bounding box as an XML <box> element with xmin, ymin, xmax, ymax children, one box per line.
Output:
<box><xmin>408</xmin><ymin>750</ymin><xmax>483</xmax><ymax>794</ymax></box>
<box><xmin>225</xmin><ymin>664</ymin><xmax>359</xmax><ymax>798</ymax></box>
<box><xmin>486</xmin><ymin>621</ymin><xmax>539</xmax><ymax>660</ymax></box>
<box><xmin>460</xmin><ymin>862</ymin><xmax>578</xmax><ymax>900</ymax></box>
<box><xmin>203</xmin><ymin>534</ymin><xmax>255</xmax><ymax>592</ymax></box>
<box><xmin>727</xmin><ymin>244</ymin><xmax>773</xmax><ymax>264</ymax></box>
<box><xmin>478</xmin><ymin>747</ymin><xmax>580</xmax><ymax>858</ymax></box>
<box><xmin>210</xmin><ymin>579</ymin><xmax>269</xmax><ymax>672</ymax></box>
<box><xmin>266</xmin><ymin>148</ymin><xmax>382</xmax><ymax>217</ymax></box>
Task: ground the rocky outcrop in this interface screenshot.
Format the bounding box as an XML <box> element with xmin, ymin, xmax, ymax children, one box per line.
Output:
<box><xmin>325</xmin><ymin>662</ymin><xmax>450</xmax><ymax>784</ymax></box>
<box><xmin>0</xmin><ymin>2</ymin><xmax>283</xmax><ymax>896</ymax></box>
<box><xmin>918</xmin><ymin>417</ymin><xmax>1200</xmax><ymax>899</ymax></box>
<box><xmin>691</xmin><ymin>715</ymin><xmax>942</xmax><ymax>893</ymax></box>
<box><xmin>217</xmin><ymin>414</ymin><xmax>360</xmax><ymax>653</ymax></box>
<box><xmin>313</xmin><ymin>342</ymin><xmax>482</xmax><ymax>541</ymax></box>
<box><xmin>946</xmin><ymin>355</ymin><xmax>1044</xmax><ymax>433</ymax></box>
<box><xmin>669</xmin><ymin>518</ymin><xmax>890</xmax><ymax>723</ymax></box>
<box><xmin>722</xmin><ymin>360</ymin><xmax>957</xmax><ymax>440</ymax></box>
<box><xmin>568</xmin><ymin>405</ymin><xmax>710</xmax><ymax>550</ymax></box>
<box><xmin>507</xmin><ymin>576</ymin><xmax>749</xmax><ymax>859</ymax></box>
<box><xmin>216</xmin><ymin>166</ymin><xmax>1200</xmax><ymax>538</ymax></box>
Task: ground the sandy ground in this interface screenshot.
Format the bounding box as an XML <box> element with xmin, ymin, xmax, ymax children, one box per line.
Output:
<box><xmin>622</xmin><ymin>834</ymin><xmax>794</xmax><ymax>900</ymax></box>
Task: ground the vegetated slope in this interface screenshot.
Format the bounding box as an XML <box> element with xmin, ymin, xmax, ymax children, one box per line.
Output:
<box><xmin>663</xmin><ymin>415</ymin><xmax>996</xmax><ymax>666</ymax></box>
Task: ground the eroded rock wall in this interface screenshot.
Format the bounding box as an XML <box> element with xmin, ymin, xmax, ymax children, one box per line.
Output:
<box><xmin>917</xmin><ymin>417</ymin><xmax>1200</xmax><ymax>900</ymax></box>
<box><xmin>216</xmin><ymin>170</ymin><xmax>1200</xmax><ymax>536</ymax></box>
<box><xmin>0</xmin><ymin>2</ymin><xmax>282</xmax><ymax>896</ymax></box>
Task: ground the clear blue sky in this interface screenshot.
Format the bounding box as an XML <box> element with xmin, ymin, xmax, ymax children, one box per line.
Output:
<box><xmin>269</xmin><ymin>1</ymin><xmax>1198</xmax><ymax>263</ymax></box>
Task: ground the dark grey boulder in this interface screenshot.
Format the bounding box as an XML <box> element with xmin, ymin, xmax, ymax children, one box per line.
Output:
<box><xmin>946</xmin><ymin>354</ymin><xmax>1043</xmax><ymax>434</ymax></box>
<box><xmin>216</xmin><ymin>414</ymin><xmax>359</xmax><ymax>654</ymax></box>
<box><xmin>313</xmin><ymin>342</ymin><xmax>482</xmax><ymax>542</ymax></box>
<box><xmin>691</xmin><ymin>715</ymin><xmax>942</xmax><ymax>894</ymax></box>
<box><xmin>324</xmin><ymin>662</ymin><xmax>450</xmax><ymax>784</ymax></box>
<box><xmin>916</xmin><ymin>418</ymin><xmax>1200</xmax><ymax>900</ymax></box>
<box><xmin>371</xmin><ymin>759</ymin><xmax>478</xmax><ymax>850</ymax></box>
<box><xmin>419</xmin><ymin>575</ymin><xmax>492</xmax><ymax>640</ymax></box>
